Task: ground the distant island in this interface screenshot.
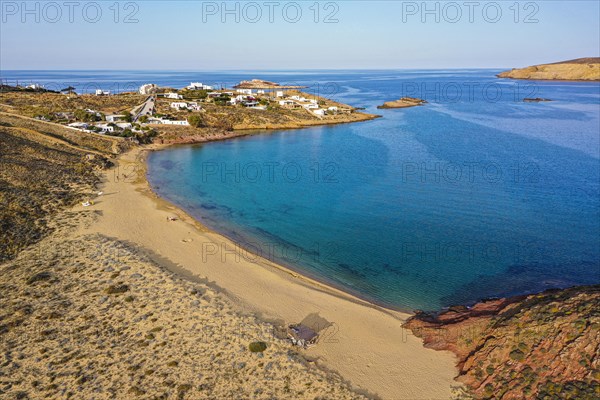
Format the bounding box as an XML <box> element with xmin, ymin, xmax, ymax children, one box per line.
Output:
<box><xmin>377</xmin><ymin>97</ymin><xmax>427</xmax><ymax>109</ymax></box>
<box><xmin>497</xmin><ymin>57</ymin><xmax>600</xmax><ymax>81</ymax></box>
<box><xmin>523</xmin><ymin>97</ymin><xmax>552</xmax><ymax>103</ymax></box>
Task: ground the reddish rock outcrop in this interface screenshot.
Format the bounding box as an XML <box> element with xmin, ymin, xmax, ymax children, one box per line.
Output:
<box><xmin>404</xmin><ymin>286</ymin><xmax>600</xmax><ymax>399</ymax></box>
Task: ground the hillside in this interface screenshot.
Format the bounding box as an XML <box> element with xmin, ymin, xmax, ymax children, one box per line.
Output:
<box><xmin>497</xmin><ymin>58</ymin><xmax>600</xmax><ymax>81</ymax></box>
<box><xmin>0</xmin><ymin>116</ymin><xmax>370</xmax><ymax>399</ymax></box>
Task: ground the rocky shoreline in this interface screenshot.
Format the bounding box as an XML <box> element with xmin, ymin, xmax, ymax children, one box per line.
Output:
<box><xmin>377</xmin><ymin>97</ymin><xmax>427</xmax><ymax>109</ymax></box>
<box><xmin>404</xmin><ymin>286</ymin><xmax>600</xmax><ymax>399</ymax></box>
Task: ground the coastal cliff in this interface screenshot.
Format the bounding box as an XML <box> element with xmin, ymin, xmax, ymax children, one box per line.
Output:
<box><xmin>404</xmin><ymin>285</ymin><xmax>600</xmax><ymax>399</ymax></box>
<box><xmin>497</xmin><ymin>58</ymin><xmax>600</xmax><ymax>81</ymax></box>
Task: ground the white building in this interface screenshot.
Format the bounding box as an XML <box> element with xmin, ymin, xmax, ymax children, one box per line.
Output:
<box><xmin>145</xmin><ymin>118</ymin><xmax>189</xmax><ymax>126</ymax></box>
<box><xmin>303</xmin><ymin>103</ymin><xmax>319</xmax><ymax>110</ymax></box>
<box><xmin>116</xmin><ymin>122</ymin><xmax>132</xmax><ymax>130</ymax></box>
<box><xmin>328</xmin><ymin>106</ymin><xmax>338</xmax><ymax>113</ymax></box>
<box><xmin>171</xmin><ymin>102</ymin><xmax>189</xmax><ymax>110</ymax></box>
<box><xmin>231</xmin><ymin>95</ymin><xmax>247</xmax><ymax>105</ymax></box>
<box><xmin>139</xmin><ymin>83</ymin><xmax>158</xmax><ymax>95</ymax></box>
<box><xmin>95</xmin><ymin>123</ymin><xmax>115</xmax><ymax>133</ymax></box>
<box><xmin>105</xmin><ymin>115</ymin><xmax>126</xmax><ymax>122</ymax></box>
<box><xmin>165</xmin><ymin>92</ymin><xmax>183</xmax><ymax>99</ymax></box>
<box><xmin>188</xmin><ymin>102</ymin><xmax>202</xmax><ymax>111</ymax></box>
<box><xmin>68</xmin><ymin>122</ymin><xmax>89</xmax><ymax>130</ymax></box>
<box><xmin>26</xmin><ymin>83</ymin><xmax>43</xmax><ymax>90</ymax></box>
<box><xmin>279</xmin><ymin>100</ymin><xmax>301</xmax><ymax>109</ymax></box>
<box><xmin>276</xmin><ymin>91</ymin><xmax>284</xmax><ymax>97</ymax></box>
<box><xmin>313</xmin><ymin>109</ymin><xmax>325</xmax><ymax>117</ymax></box>
<box><xmin>161</xmin><ymin>119</ymin><xmax>189</xmax><ymax>126</ymax></box>
<box><xmin>187</xmin><ymin>82</ymin><xmax>213</xmax><ymax>90</ymax></box>
<box><xmin>236</xmin><ymin>88</ymin><xmax>253</xmax><ymax>95</ymax></box>
<box><xmin>95</xmin><ymin>89</ymin><xmax>111</xmax><ymax>96</ymax></box>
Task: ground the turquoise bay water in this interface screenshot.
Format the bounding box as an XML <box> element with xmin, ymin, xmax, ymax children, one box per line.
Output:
<box><xmin>6</xmin><ymin>70</ymin><xmax>596</xmax><ymax>310</ymax></box>
<box><xmin>144</xmin><ymin>71</ymin><xmax>600</xmax><ymax>310</ymax></box>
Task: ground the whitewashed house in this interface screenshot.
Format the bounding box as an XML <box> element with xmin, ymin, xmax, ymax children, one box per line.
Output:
<box><xmin>95</xmin><ymin>89</ymin><xmax>111</xmax><ymax>96</ymax></box>
<box><xmin>116</xmin><ymin>122</ymin><xmax>132</xmax><ymax>130</ymax></box>
<box><xmin>187</xmin><ymin>82</ymin><xmax>213</xmax><ymax>90</ymax></box>
<box><xmin>276</xmin><ymin>91</ymin><xmax>284</xmax><ymax>98</ymax></box>
<box><xmin>187</xmin><ymin>82</ymin><xmax>203</xmax><ymax>90</ymax></box>
<box><xmin>231</xmin><ymin>95</ymin><xmax>247</xmax><ymax>105</ymax></box>
<box><xmin>161</xmin><ymin>119</ymin><xmax>189</xmax><ymax>126</ymax></box>
<box><xmin>171</xmin><ymin>102</ymin><xmax>189</xmax><ymax>110</ymax></box>
<box><xmin>95</xmin><ymin>123</ymin><xmax>115</xmax><ymax>133</ymax></box>
<box><xmin>26</xmin><ymin>83</ymin><xmax>43</xmax><ymax>90</ymax></box>
<box><xmin>303</xmin><ymin>103</ymin><xmax>319</xmax><ymax>110</ymax></box>
<box><xmin>105</xmin><ymin>115</ymin><xmax>126</xmax><ymax>122</ymax></box>
<box><xmin>139</xmin><ymin>83</ymin><xmax>158</xmax><ymax>95</ymax></box>
<box><xmin>279</xmin><ymin>100</ymin><xmax>302</xmax><ymax>109</ymax></box>
<box><xmin>144</xmin><ymin>117</ymin><xmax>189</xmax><ymax>126</ymax></box>
<box><xmin>313</xmin><ymin>109</ymin><xmax>326</xmax><ymax>117</ymax></box>
<box><xmin>236</xmin><ymin>88</ymin><xmax>253</xmax><ymax>95</ymax></box>
<box><xmin>165</xmin><ymin>92</ymin><xmax>183</xmax><ymax>100</ymax></box>
<box><xmin>68</xmin><ymin>122</ymin><xmax>89</xmax><ymax>130</ymax></box>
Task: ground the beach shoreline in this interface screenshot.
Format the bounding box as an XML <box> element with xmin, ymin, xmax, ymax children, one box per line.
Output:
<box><xmin>78</xmin><ymin>143</ymin><xmax>460</xmax><ymax>399</ymax></box>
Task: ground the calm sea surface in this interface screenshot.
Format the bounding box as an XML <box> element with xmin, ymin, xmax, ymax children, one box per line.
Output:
<box><xmin>5</xmin><ymin>70</ymin><xmax>599</xmax><ymax>310</ymax></box>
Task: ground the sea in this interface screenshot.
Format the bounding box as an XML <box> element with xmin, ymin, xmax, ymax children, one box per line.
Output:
<box><xmin>3</xmin><ymin>69</ymin><xmax>599</xmax><ymax>311</ymax></box>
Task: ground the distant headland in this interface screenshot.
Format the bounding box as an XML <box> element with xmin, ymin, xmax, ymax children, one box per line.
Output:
<box><xmin>497</xmin><ymin>57</ymin><xmax>600</xmax><ymax>81</ymax></box>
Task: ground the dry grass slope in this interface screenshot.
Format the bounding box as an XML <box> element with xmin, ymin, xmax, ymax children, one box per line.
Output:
<box><xmin>0</xmin><ymin>211</ymin><xmax>369</xmax><ymax>399</ymax></box>
<box><xmin>0</xmin><ymin>125</ymin><xmax>109</xmax><ymax>262</ymax></box>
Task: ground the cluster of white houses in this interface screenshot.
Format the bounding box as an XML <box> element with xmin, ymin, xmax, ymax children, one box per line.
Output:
<box><xmin>65</xmin><ymin>79</ymin><xmax>348</xmax><ymax>134</ymax></box>
<box><xmin>67</xmin><ymin>113</ymin><xmax>135</xmax><ymax>134</ymax></box>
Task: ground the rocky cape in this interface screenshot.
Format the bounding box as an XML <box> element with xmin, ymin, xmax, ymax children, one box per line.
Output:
<box><xmin>404</xmin><ymin>285</ymin><xmax>600</xmax><ymax>399</ymax></box>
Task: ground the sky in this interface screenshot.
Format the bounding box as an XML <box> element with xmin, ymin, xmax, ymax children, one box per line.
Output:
<box><xmin>1</xmin><ymin>0</ymin><xmax>599</xmax><ymax>70</ymax></box>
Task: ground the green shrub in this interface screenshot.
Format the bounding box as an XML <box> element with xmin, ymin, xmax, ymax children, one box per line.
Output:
<box><xmin>509</xmin><ymin>349</ymin><xmax>525</xmax><ymax>361</ymax></box>
<box><xmin>105</xmin><ymin>284</ymin><xmax>129</xmax><ymax>294</ymax></box>
<box><xmin>248</xmin><ymin>341</ymin><xmax>267</xmax><ymax>352</ymax></box>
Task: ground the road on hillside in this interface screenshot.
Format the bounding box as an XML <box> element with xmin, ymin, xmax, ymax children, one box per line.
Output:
<box><xmin>133</xmin><ymin>96</ymin><xmax>155</xmax><ymax>122</ymax></box>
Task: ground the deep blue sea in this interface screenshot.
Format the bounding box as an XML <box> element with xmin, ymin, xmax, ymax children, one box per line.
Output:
<box><xmin>4</xmin><ymin>70</ymin><xmax>599</xmax><ymax>311</ymax></box>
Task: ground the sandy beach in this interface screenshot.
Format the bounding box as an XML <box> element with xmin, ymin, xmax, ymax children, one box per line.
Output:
<box><xmin>78</xmin><ymin>145</ymin><xmax>459</xmax><ymax>399</ymax></box>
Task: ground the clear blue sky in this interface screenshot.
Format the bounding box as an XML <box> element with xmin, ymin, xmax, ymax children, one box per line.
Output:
<box><xmin>1</xmin><ymin>1</ymin><xmax>599</xmax><ymax>70</ymax></box>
